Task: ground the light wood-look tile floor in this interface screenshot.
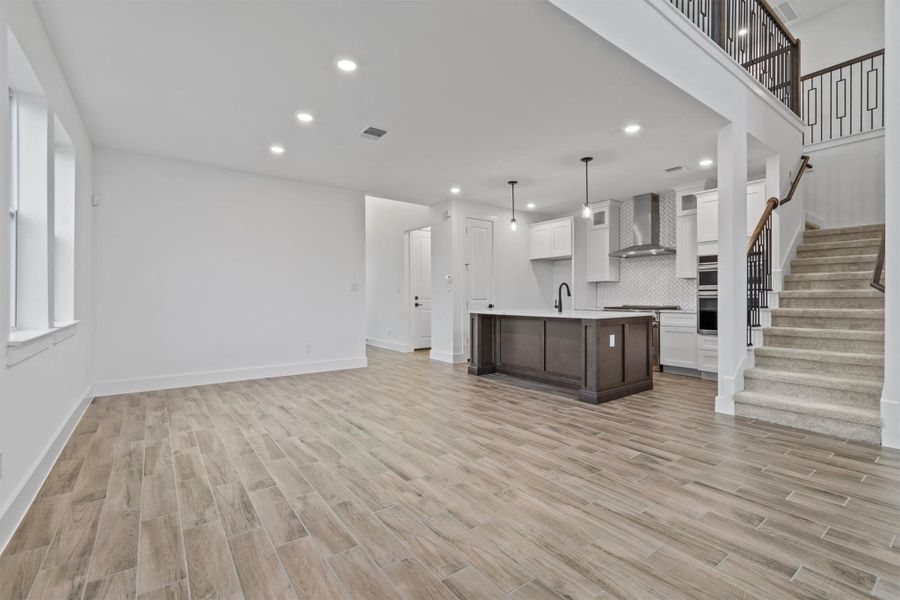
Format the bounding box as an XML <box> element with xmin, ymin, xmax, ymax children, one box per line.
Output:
<box><xmin>3</xmin><ymin>347</ymin><xmax>900</xmax><ymax>599</ymax></box>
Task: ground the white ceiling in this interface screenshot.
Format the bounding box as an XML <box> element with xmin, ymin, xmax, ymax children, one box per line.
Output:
<box><xmin>774</xmin><ymin>0</ymin><xmax>855</xmax><ymax>25</ymax></box>
<box><xmin>36</xmin><ymin>0</ymin><xmax>742</xmax><ymax>213</ymax></box>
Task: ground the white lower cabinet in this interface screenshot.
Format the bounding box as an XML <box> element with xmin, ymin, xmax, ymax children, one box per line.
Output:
<box><xmin>659</xmin><ymin>312</ymin><xmax>698</xmax><ymax>370</ymax></box>
<box><xmin>697</xmin><ymin>334</ymin><xmax>718</xmax><ymax>373</ymax></box>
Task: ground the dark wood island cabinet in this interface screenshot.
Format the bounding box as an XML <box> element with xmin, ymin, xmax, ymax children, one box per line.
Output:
<box><xmin>469</xmin><ymin>309</ymin><xmax>653</xmax><ymax>403</ymax></box>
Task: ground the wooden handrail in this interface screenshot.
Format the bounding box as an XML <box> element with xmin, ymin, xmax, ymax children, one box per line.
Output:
<box><xmin>778</xmin><ymin>155</ymin><xmax>813</xmax><ymax>207</ymax></box>
<box><xmin>801</xmin><ymin>49</ymin><xmax>884</xmax><ymax>81</ymax></box>
<box><xmin>746</xmin><ymin>199</ymin><xmax>779</xmax><ymax>253</ymax></box>
<box><xmin>871</xmin><ymin>233</ymin><xmax>885</xmax><ymax>293</ymax></box>
<box><xmin>746</xmin><ymin>155</ymin><xmax>813</xmax><ymax>253</ymax></box>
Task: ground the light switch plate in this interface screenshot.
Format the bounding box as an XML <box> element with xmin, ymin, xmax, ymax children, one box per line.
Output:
<box><xmin>609</xmin><ymin>334</ymin><xmax>616</xmax><ymax>347</ymax></box>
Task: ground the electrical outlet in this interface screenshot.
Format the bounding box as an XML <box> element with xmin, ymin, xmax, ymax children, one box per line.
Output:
<box><xmin>305</xmin><ymin>343</ymin><xmax>312</xmax><ymax>354</ymax></box>
<box><xmin>350</xmin><ymin>283</ymin><xmax>359</xmax><ymax>292</ymax></box>
<box><xmin>609</xmin><ymin>334</ymin><xmax>616</xmax><ymax>348</ymax></box>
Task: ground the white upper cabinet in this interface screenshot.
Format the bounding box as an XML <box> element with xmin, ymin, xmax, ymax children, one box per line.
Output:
<box><xmin>695</xmin><ymin>181</ymin><xmax>767</xmax><ymax>248</ymax></box>
<box><xmin>550</xmin><ymin>219</ymin><xmax>572</xmax><ymax>257</ymax></box>
<box><xmin>529</xmin><ymin>217</ymin><xmax>573</xmax><ymax>260</ymax></box>
<box><xmin>696</xmin><ymin>189</ymin><xmax>719</xmax><ymax>245</ymax></box>
<box><xmin>673</xmin><ymin>182</ymin><xmax>705</xmax><ymax>279</ymax></box>
<box><xmin>585</xmin><ymin>200</ymin><xmax>621</xmax><ymax>282</ymax></box>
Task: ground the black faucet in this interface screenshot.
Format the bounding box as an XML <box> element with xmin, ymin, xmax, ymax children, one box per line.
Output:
<box><xmin>557</xmin><ymin>282</ymin><xmax>571</xmax><ymax>313</ymax></box>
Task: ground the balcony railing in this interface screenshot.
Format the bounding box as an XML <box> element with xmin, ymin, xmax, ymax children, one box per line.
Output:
<box><xmin>669</xmin><ymin>0</ymin><xmax>801</xmax><ymax>115</ymax></box>
<box><xmin>801</xmin><ymin>49</ymin><xmax>885</xmax><ymax>145</ymax></box>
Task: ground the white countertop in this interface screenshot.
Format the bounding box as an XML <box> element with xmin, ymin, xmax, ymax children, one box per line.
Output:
<box><xmin>469</xmin><ymin>309</ymin><xmax>654</xmax><ymax>319</ymax></box>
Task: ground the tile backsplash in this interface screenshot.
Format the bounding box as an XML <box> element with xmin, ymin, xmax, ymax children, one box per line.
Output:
<box><xmin>594</xmin><ymin>190</ymin><xmax>697</xmax><ymax>310</ymax></box>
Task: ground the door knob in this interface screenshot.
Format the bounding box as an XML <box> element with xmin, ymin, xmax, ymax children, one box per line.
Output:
<box><xmin>415</xmin><ymin>302</ymin><xmax>421</xmax><ymax>307</ymax></box>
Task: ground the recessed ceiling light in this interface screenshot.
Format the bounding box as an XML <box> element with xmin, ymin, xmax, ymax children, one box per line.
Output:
<box><xmin>269</xmin><ymin>145</ymin><xmax>285</xmax><ymax>155</ymax></box>
<box><xmin>526</xmin><ymin>203</ymin><xmax>536</xmax><ymax>209</ymax></box>
<box><xmin>450</xmin><ymin>187</ymin><xmax>461</xmax><ymax>195</ymax></box>
<box><xmin>296</xmin><ymin>112</ymin><xmax>314</xmax><ymax>123</ymax></box>
<box><xmin>699</xmin><ymin>158</ymin><xmax>714</xmax><ymax>167</ymax></box>
<box><xmin>336</xmin><ymin>58</ymin><xmax>358</xmax><ymax>72</ymax></box>
<box><xmin>624</xmin><ymin>124</ymin><xmax>641</xmax><ymax>134</ymax></box>
<box><xmin>737</xmin><ymin>28</ymin><xmax>749</xmax><ymax>36</ymax></box>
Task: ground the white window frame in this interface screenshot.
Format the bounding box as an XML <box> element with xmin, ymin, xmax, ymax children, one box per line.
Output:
<box><xmin>8</xmin><ymin>88</ymin><xmax>19</xmax><ymax>330</ymax></box>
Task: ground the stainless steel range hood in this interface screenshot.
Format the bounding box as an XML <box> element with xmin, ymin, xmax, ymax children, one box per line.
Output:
<box><xmin>609</xmin><ymin>193</ymin><xmax>676</xmax><ymax>258</ymax></box>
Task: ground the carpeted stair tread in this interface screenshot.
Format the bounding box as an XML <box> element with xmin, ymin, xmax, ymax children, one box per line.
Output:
<box><xmin>770</xmin><ymin>307</ymin><xmax>884</xmax><ymax>319</ymax></box>
<box><xmin>796</xmin><ymin>237</ymin><xmax>884</xmax><ymax>252</ymax></box>
<box><xmin>734</xmin><ymin>391</ymin><xmax>882</xmax><ymax>427</ymax></box>
<box><xmin>803</xmin><ymin>223</ymin><xmax>884</xmax><ymax>237</ymax></box>
<box><xmin>744</xmin><ymin>367</ymin><xmax>883</xmax><ymax>394</ymax></box>
<box><xmin>784</xmin><ymin>271</ymin><xmax>872</xmax><ymax>281</ymax></box>
<box><xmin>762</xmin><ymin>326</ymin><xmax>884</xmax><ymax>343</ymax></box>
<box><xmin>790</xmin><ymin>254</ymin><xmax>878</xmax><ymax>266</ymax></box>
<box><xmin>752</xmin><ymin>346</ymin><xmax>885</xmax><ymax>367</ymax></box>
<box><xmin>778</xmin><ymin>289</ymin><xmax>884</xmax><ymax>299</ymax></box>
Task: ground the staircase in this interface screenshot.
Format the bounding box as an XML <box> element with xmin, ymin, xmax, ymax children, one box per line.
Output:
<box><xmin>736</xmin><ymin>223</ymin><xmax>885</xmax><ymax>444</ymax></box>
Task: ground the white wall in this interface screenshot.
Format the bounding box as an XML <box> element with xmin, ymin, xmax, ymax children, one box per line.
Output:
<box><xmin>0</xmin><ymin>2</ymin><xmax>94</xmax><ymax>553</ymax></box>
<box><xmin>365</xmin><ymin>195</ymin><xmax>431</xmax><ymax>352</ymax></box>
<box><xmin>430</xmin><ymin>199</ymin><xmax>552</xmax><ymax>363</ymax></box>
<box><xmin>91</xmin><ymin>148</ymin><xmax>367</xmax><ymax>394</ymax></box>
<box><xmin>803</xmin><ymin>134</ymin><xmax>885</xmax><ymax>227</ymax></box>
<box><xmin>792</xmin><ymin>1</ymin><xmax>884</xmax><ymax>74</ymax></box>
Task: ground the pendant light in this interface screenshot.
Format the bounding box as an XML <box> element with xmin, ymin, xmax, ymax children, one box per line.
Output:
<box><xmin>508</xmin><ymin>180</ymin><xmax>518</xmax><ymax>231</ymax></box>
<box><xmin>581</xmin><ymin>156</ymin><xmax>593</xmax><ymax>218</ymax></box>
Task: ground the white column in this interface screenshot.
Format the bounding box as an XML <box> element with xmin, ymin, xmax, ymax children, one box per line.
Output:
<box><xmin>882</xmin><ymin>0</ymin><xmax>900</xmax><ymax>448</ymax></box>
<box><xmin>765</xmin><ymin>154</ymin><xmax>784</xmax><ymax>293</ymax></box>
<box><xmin>716</xmin><ymin>121</ymin><xmax>748</xmax><ymax>414</ymax></box>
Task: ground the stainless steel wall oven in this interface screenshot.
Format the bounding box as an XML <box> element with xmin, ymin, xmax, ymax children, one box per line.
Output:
<box><xmin>697</xmin><ymin>255</ymin><xmax>717</xmax><ymax>335</ymax></box>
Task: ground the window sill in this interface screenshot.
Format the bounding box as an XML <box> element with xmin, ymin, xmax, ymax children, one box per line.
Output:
<box><xmin>7</xmin><ymin>320</ymin><xmax>81</xmax><ymax>366</ymax></box>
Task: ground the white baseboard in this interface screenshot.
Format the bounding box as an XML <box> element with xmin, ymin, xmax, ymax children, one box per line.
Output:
<box><xmin>715</xmin><ymin>347</ymin><xmax>753</xmax><ymax>415</ymax></box>
<box><xmin>882</xmin><ymin>394</ymin><xmax>900</xmax><ymax>449</ymax></box>
<box><xmin>805</xmin><ymin>211</ymin><xmax>825</xmax><ymax>230</ymax></box>
<box><xmin>0</xmin><ymin>386</ymin><xmax>93</xmax><ymax>556</ymax></box>
<box><xmin>429</xmin><ymin>349</ymin><xmax>468</xmax><ymax>364</ymax></box>
<box><xmin>92</xmin><ymin>357</ymin><xmax>368</xmax><ymax>397</ymax></box>
<box><xmin>366</xmin><ymin>338</ymin><xmax>412</xmax><ymax>353</ymax></box>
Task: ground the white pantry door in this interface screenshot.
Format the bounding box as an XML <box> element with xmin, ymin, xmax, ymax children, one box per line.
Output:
<box><xmin>464</xmin><ymin>218</ymin><xmax>494</xmax><ymax>358</ymax></box>
<box><xmin>410</xmin><ymin>228</ymin><xmax>432</xmax><ymax>349</ymax></box>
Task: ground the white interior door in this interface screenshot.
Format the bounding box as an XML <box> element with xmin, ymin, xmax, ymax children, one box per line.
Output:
<box><xmin>410</xmin><ymin>228</ymin><xmax>432</xmax><ymax>349</ymax></box>
<box><xmin>465</xmin><ymin>218</ymin><xmax>494</xmax><ymax>358</ymax></box>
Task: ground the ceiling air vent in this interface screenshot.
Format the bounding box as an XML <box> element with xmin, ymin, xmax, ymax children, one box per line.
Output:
<box><xmin>665</xmin><ymin>165</ymin><xmax>685</xmax><ymax>173</ymax></box>
<box><xmin>774</xmin><ymin>1</ymin><xmax>799</xmax><ymax>22</ymax></box>
<box><xmin>360</xmin><ymin>126</ymin><xmax>389</xmax><ymax>141</ymax></box>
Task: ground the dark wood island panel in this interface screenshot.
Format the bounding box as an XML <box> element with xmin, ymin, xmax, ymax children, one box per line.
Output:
<box><xmin>469</xmin><ymin>311</ymin><xmax>653</xmax><ymax>403</ymax></box>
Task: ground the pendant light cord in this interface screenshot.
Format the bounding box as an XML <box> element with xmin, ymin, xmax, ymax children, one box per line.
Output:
<box><xmin>581</xmin><ymin>156</ymin><xmax>593</xmax><ymax>209</ymax></box>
